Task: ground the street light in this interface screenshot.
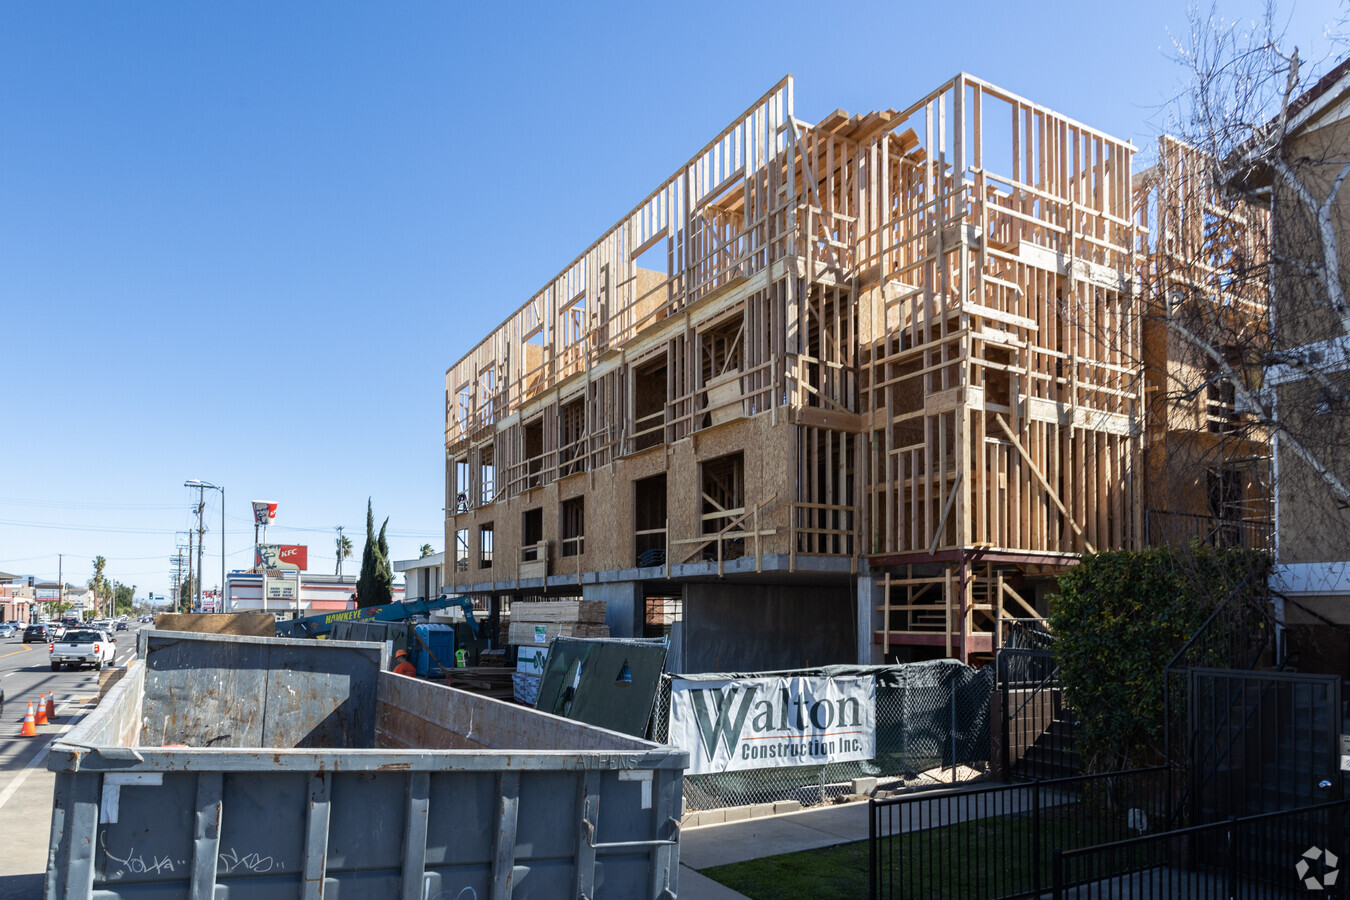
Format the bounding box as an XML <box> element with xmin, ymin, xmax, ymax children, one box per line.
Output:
<box><xmin>185</xmin><ymin>480</ymin><xmax>224</xmax><ymax>613</ymax></box>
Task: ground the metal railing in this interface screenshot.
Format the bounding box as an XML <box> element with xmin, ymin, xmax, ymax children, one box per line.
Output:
<box><xmin>1144</xmin><ymin>509</ymin><xmax>1273</xmax><ymax>551</ymax></box>
<box><xmin>1162</xmin><ymin>574</ymin><xmax>1281</xmax><ymax>829</ymax></box>
<box><xmin>1051</xmin><ymin>798</ymin><xmax>1350</xmax><ymax>899</ymax></box>
<box><xmin>869</xmin><ymin>767</ymin><xmax>1170</xmax><ymax>900</ymax></box>
<box><xmin>998</xmin><ymin>648</ymin><xmax>1079</xmax><ymax>781</ymax></box>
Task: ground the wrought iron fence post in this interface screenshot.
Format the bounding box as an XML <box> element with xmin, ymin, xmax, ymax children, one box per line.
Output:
<box><xmin>1051</xmin><ymin>848</ymin><xmax>1063</xmax><ymax>900</ymax></box>
<box><xmin>1033</xmin><ymin>780</ymin><xmax>1042</xmax><ymax>890</ymax></box>
<box><xmin>1226</xmin><ymin>815</ymin><xmax>1237</xmax><ymax>898</ymax></box>
<box><xmin>951</xmin><ymin>680</ymin><xmax>958</xmax><ymax>784</ymax></box>
<box><xmin>868</xmin><ymin>798</ymin><xmax>877</xmax><ymax>900</ymax></box>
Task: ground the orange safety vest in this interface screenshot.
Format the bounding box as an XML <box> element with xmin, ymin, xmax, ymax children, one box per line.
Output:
<box><xmin>392</xmin><ymin>660</ymin><xmax>417</xmax><ymax>676</ymax></box>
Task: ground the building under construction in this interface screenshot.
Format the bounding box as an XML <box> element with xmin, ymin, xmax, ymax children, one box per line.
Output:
<box><xmin>444</xmin><ymin>74</ymin><xmax>1151</xmax><ymax>671</ymax></box>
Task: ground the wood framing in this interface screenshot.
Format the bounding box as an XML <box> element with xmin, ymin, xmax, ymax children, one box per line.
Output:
<box><xmin>443</xmin><ymin>74</ymin><xmax>1169</xmax><ymax>664</ymax></box>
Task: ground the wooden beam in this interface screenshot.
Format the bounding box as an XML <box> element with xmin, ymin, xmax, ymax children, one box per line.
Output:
<box><xmin>993</xmin><ymin>414</ymin><xmax>1095</xmax><ymax>553</ymax></box>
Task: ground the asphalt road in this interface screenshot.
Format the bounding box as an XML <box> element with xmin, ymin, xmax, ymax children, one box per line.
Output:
<box><xmin>0</xmin><ymin>621</ymin><xmax>146</xmax><ymax>899</ymax></box>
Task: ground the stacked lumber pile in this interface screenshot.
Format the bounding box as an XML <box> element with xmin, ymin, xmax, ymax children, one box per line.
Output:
<box><xmin>443</xmin><ymin>667</ymin><xmax>515</xmax><ymax>702</ymax></box>
<box><xmin>506</xmin><ymin>600</ymin><xmax>608</xmax><ymax>645</ymax></box>
<box><xmin>510</xmin><ymin>600</ymin><xmax>608</xmax><ymax>704</ymax></box>
<box><xmin>478</xmin><ymin>648</ymin><xmax>509</xmax><ymax>668</ymax></box>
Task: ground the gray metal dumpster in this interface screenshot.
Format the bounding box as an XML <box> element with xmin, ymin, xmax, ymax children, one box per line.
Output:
<box><xmin>46</xmin><ymin>630</ymin><xmax>686</xmax><ymax>899</ymax></box>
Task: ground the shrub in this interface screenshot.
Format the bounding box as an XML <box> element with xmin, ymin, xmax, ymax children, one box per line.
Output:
<box><xmin>1049</xmin><ymin>544</ymin><xmax>1270</xmax><ymax>771</ymax></box>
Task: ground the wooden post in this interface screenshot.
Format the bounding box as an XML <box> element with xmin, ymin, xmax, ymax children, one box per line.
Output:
<box><xmin>944</xmin><ymin>567</ymin><xmax>952</xmax><ymax>659</ymax></box>
<box><xmin>882</xmin><ymin>571</ymin><xmax>892</xmax><ymax>657</ymax></box>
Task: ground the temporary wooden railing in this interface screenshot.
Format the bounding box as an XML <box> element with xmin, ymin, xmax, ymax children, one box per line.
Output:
<box><xmin>672</xmin><ymin>495</ymin><xmax>778</xmax><ymax>577</ymax></box>
<box><xmin>634</xmin><ymin>521</ymin><xmax>670</xmax><ymax>578</ymax></box>
<box><xmin>788</xmin><ymin>501</ymin><xmax>860</xmax><ymax>572</ymax></box>
<box><xmin>878</xmin><ymin>567</ymin><xmax>1051</xmax><ymax>659</ymax></box>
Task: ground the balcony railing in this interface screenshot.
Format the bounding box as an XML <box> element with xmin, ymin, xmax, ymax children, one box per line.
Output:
<box><xmin>1144</xmin><ymin>509</ymin><xmax>1272</xmax><ymax>551</ymax></box>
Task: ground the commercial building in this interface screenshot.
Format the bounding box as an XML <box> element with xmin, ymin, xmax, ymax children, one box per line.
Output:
<box><xmin>225</xmin><ymin>571</ymin><xmax>404</xmax><ymax>616</ymax></box>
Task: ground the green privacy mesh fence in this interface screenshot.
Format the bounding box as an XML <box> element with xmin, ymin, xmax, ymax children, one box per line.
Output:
<box><xmin>649</xmin><ymin>659</ymin><xmax>994</xmax><ymax>812</ymax></box>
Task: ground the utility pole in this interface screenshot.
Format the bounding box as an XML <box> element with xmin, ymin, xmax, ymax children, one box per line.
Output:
<box><xmin>335</xmin><ymin>525</ymin><xmax>345</xmax><ymax>576</ymax></box>
<box><xmin>185</xmin><ymin>526</ymin><xmax>194</xmax><ymax>614</ymax></box>
<box><xmin>195</xmin><ymin>485</ymin><xmax>206</xmax><ymax>612</ymax></box>
<box><xmin>172</xmin><ymin>547</ymin><xmax>185</xmax><ymax>610</ymax></box>
<box><xmin>57</xmin><ymin>553</ymin><xmax>63</xmax><ymax>620</ymax></box>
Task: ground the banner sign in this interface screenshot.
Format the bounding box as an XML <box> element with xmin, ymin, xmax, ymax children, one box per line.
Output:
<box><xmin>670</xmin><ymin>675</ymin><xmax>876</xmax><ymax>775</ymax></box>
<box><xmin>251</xmin><ymin>501</ymin><xmax>278</xmax><ymax>526</ymax></box>
<box><xmin>255</xmin><ymin>544</ymin><xmax>307</xmax><ymax>571</ymax></box>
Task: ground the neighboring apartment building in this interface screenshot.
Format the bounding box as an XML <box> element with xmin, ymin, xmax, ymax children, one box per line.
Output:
<box><xmin>394</xmin><ymin>551</ymin><xmax>444</xmax><ymax>603</ymax></box>
<box><xmin>1262</xmin><ymin>60</ymin><xmax>1350</xmax><ymax>673</ymax></box>
<box><xmin>1135</xmin><ymin>137</ymin><xmax>1273</xmax><ymax>555</ymax></box>
<box><xmin>444</xmin><ymin>74</ymin><xmax>1149</xmax><ymax>672</ymax></box>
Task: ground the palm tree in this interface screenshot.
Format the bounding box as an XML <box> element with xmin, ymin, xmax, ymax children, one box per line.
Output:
<box><xmin>335</xmin><ymin>527</ymin><xmax>353</xmax><ymax>576</ymax></box>
<box><xmin>89</xmin><ymin>555</ymin><xmax>109</xmax><ymax>618</ymax></box>
<box><xmin>419</xmin><ymin>544</ymin><xmax>435</xmax><ymax>558</ymax></box>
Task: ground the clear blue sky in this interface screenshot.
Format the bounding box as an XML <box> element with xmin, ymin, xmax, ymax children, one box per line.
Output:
<box><xmin>0</xmin><ymin>1</ymin><xmax>1341</xmax><ymax>598</ymax></box>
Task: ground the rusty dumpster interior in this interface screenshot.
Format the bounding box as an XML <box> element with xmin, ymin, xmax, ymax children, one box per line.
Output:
<box><xmin>108</xmin><ymin>631</ymin><xmax>654</xmax><ymax>752</ymax></box>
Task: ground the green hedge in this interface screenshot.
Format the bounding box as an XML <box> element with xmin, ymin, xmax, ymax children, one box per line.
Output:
<box><xmin>1049</xmin><ymin>544</ymin><xmax>1270</xmax><ymax>771</ymax></box>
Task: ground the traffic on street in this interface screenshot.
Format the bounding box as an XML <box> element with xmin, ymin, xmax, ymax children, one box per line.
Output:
<box><xmin>0</xmin><ymin>618</ymin><xmax>146</xmax><ymax>898</ymax></box>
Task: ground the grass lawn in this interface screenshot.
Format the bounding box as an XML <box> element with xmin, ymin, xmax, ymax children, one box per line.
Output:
<box><xmin>699</xmin><ymin>806</ymin><xmax>1134</xmax><ymax>900</ymax></box>
<box><xmin>700</xmin><ymin>839</ymin><xmax>869</xmax><ymax>900</ymax></box>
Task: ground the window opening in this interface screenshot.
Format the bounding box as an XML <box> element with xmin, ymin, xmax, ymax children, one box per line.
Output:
<box><xmin>701</xmin><ymin>452</ymin><xmax>745</xmax><ymax>560</ymax></box>
<box><xmin>634</xmin><ymin>474</ymin><xmax>668</xmax><ymax>567</ymax></box>
<box><xmin>522</xmin><ymin>508</ymin><xmax>543</xmax><ymax>561</ymax></box>
<box><xmin>478</xmin><ymin>524</ymin><xmax>494</xmax><ymax>569</ymax></box>
<box><xmin>561</xmin><ymin>497</ymin><xmax>585</xmax><ymax>557</ymax></box>
<box><xmin>633</xmin><ymin>356</ymin><xmax>668</xmax><ymax>452</ymax></box>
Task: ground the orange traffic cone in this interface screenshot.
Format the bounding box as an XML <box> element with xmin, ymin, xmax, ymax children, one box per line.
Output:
<box><xmin>34</xmin><ymin>693</ymin><xmax>47</xmax><ymax>726</ymax></box>
<box><xmin>45</xmin><ymin>692</ymin><xmax>55</xmax><ymax>722</ymax></box>
<box><xmin>19</xmin><ymin>702</ymin><xmax>36</xmax><ymax>737</ymax></box>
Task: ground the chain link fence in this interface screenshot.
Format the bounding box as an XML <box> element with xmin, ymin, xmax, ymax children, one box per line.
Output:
<box><xmin>648</xmin><ymin>659</ymin><xmax>993</xmax><ymax>812</ymax></box>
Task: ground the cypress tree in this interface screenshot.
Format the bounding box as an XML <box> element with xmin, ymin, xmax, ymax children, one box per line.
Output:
<box><xmin>355</xmin><ymin>499</ymin><xmax>393</xmax><ymax>608</ymax></box>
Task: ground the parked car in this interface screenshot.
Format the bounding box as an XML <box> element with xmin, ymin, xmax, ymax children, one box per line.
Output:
<box><xmin>23</xmin><ymin>624</ymin><xmax>49</xmax><ymax>643</ymax></box>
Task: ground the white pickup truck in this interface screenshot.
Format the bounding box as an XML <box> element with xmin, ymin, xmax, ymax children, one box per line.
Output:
<box><xmin>49</xmin><ymin>628</ymin><xmax>115</xmax><ymax>671</ymax></box>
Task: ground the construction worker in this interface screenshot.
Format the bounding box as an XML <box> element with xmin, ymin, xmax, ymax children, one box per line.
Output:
<box><xmin>392</xmin><ymin>648</ymin><xmax>417</xmax><ymax>677</ymax></box>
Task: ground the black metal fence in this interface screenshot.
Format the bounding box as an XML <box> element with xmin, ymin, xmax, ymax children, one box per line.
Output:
<box><xmin>1144</xmin><ymin>508</ymin><xmax>1273</xmax><ymax>551</ymax></box>
<box><xmin>1052</xmin><ymin>798</ymin><xmax>1350</xmax><ymax>898</ymax></box>
<box><xmin>1188</xmin><ymin>667</ymin><xmax>1342</xmax><ymax>824</ymax></box>
<box><xmin>869</xmin><ymin>766</ymin><xmax>1171</xmax><ymax>900</ymax></box>
<box><xmin>998</xmin><ymin>648</ymin><xmax>1079</xmax><ymax>780</ymax></box>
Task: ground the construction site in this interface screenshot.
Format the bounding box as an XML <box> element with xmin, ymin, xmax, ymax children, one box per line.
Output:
<box><xmin>442</xmin><ymin>73</ymin><xmax>1270</xmax><ymax>672</ymax></box>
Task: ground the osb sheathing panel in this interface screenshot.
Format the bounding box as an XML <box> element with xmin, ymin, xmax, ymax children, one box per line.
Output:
<box><xmin>447</xmin><ymin>414</ymin><xmax>798</xmax><ymax>586</ymax></box>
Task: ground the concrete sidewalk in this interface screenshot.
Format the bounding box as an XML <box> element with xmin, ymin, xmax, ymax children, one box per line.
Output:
<box><xmin>678</xmin><ymin>801</ymin><xmax>872</xmax><ymax>899</ymax></box>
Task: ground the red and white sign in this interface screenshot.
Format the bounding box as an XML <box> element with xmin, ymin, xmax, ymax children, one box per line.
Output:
<box><xmin>255</xmin><ymin>544</ymin><xmax>308</xmax><ymax>571</ymax></box>
<box><xmin>251</xmin><ymin>501</ymin><xmax>278</xmax><ymax>526</ymax></box>
<box><xmin>278</xmin><ymin>545</ymin><xmax>308</xmax><ymax>571</ymax></box>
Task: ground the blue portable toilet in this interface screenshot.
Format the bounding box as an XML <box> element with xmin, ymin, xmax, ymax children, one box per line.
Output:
<box><xmin>413</xmin><ymin>624</ymin><xmax>457</xmax><ymax>677</ymax></box>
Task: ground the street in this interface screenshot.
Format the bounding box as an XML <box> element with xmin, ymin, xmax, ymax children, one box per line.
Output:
<box><xmin>0</xmin><ymin>621</ymin><xmax>145</xmax><ymax>899</ymax></box>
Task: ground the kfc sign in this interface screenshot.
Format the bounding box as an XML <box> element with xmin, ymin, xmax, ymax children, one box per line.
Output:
<box><xmin>251</xmin><ymin>501</ymin><xmax>278</xmax><ymax>527</ymax></box>
<box><xmin>279</xmin><ymin>545</ymin><xmax>307</xmax><ymax>570</ymax></box>
<box><xmin>255</xmin><ymin>544</ymin><xmax>308</xmax><ymax>571</ymax></box>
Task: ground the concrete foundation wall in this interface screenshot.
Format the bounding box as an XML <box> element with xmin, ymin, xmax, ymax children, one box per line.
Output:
<box><xmin>681</xmin><ymin>583</ymin><xmax>855</xmax><ymax>673</ymax></box>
